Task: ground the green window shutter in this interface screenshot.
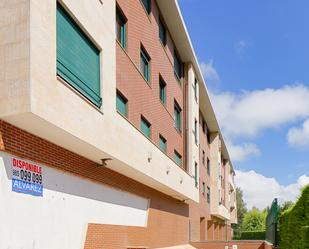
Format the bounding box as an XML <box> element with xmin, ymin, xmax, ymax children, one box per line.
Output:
<box><xmin>159</xmin><ymin>135</ymin><xmax>166</xmax><ymax>152</ymax></box>
<box><xmin>141</xmin><ymin>117</ymin><xmax>151</xmax><ymax>138</ymax></box>
<box><xmin>174</xmin><ymin>52</ymin><xmax>182</xmax><ymax>80</ymax></box>
<box><xmin>116</xmin><ymin>92</ymin><xmax>127</xmax><ymax>116</ymax></box>
<box><xmin>116</xmin><ymin>8</ymin><xmax>126</xmax><ymax>48</ymax></box>
<box><xmin>57</xmin><ymin>5</ymin><xmax>101</xmax><ymax>107</ymax></box>
<box><xmin>140</xmin><ymin>47</ymin><xmax>150</xmax><ymax>82</ymax></box>
<box><xmin>174</xmin><ymin>101</ymin><xmax>181</xmax><ymax>131</ymax></box>
<box><xmin>195</xmin><ymin>163</ymin><xmax>198</xmax><ymax>187</ymax></box>
<box><xmin>159</xmin><ymin>18</ymin><xmax>166</xmax><ymax>45</ymax></box>
<box><xmin>174</xmin><ymin>151</ymin><xmax>182</xmax><ymax>166</ymax></box>
<box><xmin>141</xmin><ymin>0</ymin><xmax>151</xmax><ymax>14</ymax></box>
<box><xmin>159</xmin><ymin>77</ymin><xmax>166</xmax><ymax>104</ymax></box>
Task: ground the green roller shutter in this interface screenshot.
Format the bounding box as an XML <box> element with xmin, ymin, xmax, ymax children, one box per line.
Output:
<box><xmin>159</xmin><ymin>77</ymin><xmax>166</xmax><ymax>104</ymax></box>
<box><xmin>141</xmin><ymin>0</ymin><xmax>151</xmax><ymax>14</ymax></box>
<box><xmin>116</xmin><ymin>93</ymin><xmax>127</xmax><ymax>117</ymax></box>
<box><xmin>57</xmin><ymin>4</ymin><xmax>102</xmax><ymax>107</ymax></box>
<box><xmin>159</xmin><ymin>135</ymin><xmax>166</xmax><ymax>152</ymax></box>
<box><xmin>141</xmin><ymin>117</ymin><xmax>151</xmax><ymax>138</ymax></box>
<box><xmin>174</xmin><ymin>151</ymin><xmax>182</xmax><ymax>166</ymax></box>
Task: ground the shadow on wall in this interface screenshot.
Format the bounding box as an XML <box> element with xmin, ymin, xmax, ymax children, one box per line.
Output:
<box><xmin>0</xmin><ymin>120</ymin><xmax>189</xmax><ymax>217</ymax></box>
<box><xmin>1</xmin><ymin>151</ymin><xmax>149</xmax><ymax>211</ymax></box>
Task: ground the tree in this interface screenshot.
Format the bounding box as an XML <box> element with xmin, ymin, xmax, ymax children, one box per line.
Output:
<box><xmin>241</xmin><ymin>207</ymin><xmax>267</xmax><ymax>231</ymax></box>
<box><xmin>236</xmin><ymin>187</ymin><xmax>248</xmax><ymax>225</ymax></box>
<box><xmin>232</xmin><ymin>187</ymin><xmax>248</xmax><ymax>237</ymax></box>
<box><xmin>280</xmin><ymin>201</ymin><xmax>294</xmax><ymax>213</ymax></box>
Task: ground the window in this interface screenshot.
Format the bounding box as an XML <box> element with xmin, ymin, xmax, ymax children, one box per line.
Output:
<box><xmin>116</xmin><ymin>6</ymin><xmax>127</xmax><ymax>49</ymax></box>
<box><xmin>194</xmin><ymin>78</ymin><xmax>198</xmax><ymax>101</ymax></box>
<box><xmin>174</xmin><ymin>101</ymin><xmax>182</xmax><ymax>132</ymax></box>
<box><xmin>141</xmin><ymin>0</ymin><xmax>151</xmax><ymax>14</ymax></box>
<box><xmin>159</xmin><ymin>135</ymin><xmax>167</xmax><ymax>153</ymax></box>
<box><xmin>207</xmin><ymin>187</ymin><xmax>210</xmax><ymax>203</ymax></box>
<box><xmin>116</xmin><ymin>91</ymin><xmax>127</xmax><ymax>117</ymax></box>
<box><xmin>159</xmin><ymin>76</ymin><xmax>166</xmax><ymax>104</ymax></box>
<box><xmin>141</xmin><ymin>116</ymin><xmax>151</xmax><ymax>138</ymax></box>
<box><xmin>174</xmin><ymin>51</ymin><xmax>182</xmax><ymax>81</ymax></box>
<box><xmin>207</xmin><ymin>158</ymin><xmax>210</xmax><ymax>176</ymax></box>
<box><xmin>140</xmin><ymin>46</ymin><xmax>150</xmax><ymax>82</ymax></box>
<box><xmin>174</xmin><ymin>150</ymin><xmax>182</xmax><ymax>166</ymax></box>
<box><xmin>206</xmin><ymin>128</ymin><xmax>210</xmax><ymax>144</ymax></box>
<box><xmin>159</xmin><ymin>18</ymin><xmax>166</xmax><ymax>45</ymax></box>
<box><xmin>202</xmin><ymin>150</ymin><xmax>205</xmax><ymax>165</ymax></box>
<box><xmin>194</xmin><ymin>119</ymin><xmax>198</xmax><ymax>144</ymax></box>
<box><xmin>202</xmin><ymin>182</ymin><xmax>205</xmax><ymax>196</ymax></box>
<box><xmin>57</xmin><ymin>4</ymin><xmax>101</xmax><ymax>107</ymax></box>
<box><xmin>202</xmin><ymin>119</ymin><xmax>206</xmax><ymax>134</ymax></box>
<box><xmin>194</xmin><ymin>162</ymin><xmax>198</xmax><ymax>188</ymax></box>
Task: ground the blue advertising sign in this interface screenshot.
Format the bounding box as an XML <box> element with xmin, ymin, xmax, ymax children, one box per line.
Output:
<box><xmin>11</xmin><ymin>158</ymin><xmax>43</xmax><ymax>197</ymax></box>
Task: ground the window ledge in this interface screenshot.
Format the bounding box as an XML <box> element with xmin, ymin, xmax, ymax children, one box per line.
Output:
<box><xmin>138</xmin><ymin>0</ymin><xmax>152</xmax><ymax>22</ymax></box>
<box><xmin>117</xmin><ymin>42</ymin><xmax>152</xmax><ymax>88</ymax></box>
<box><xmin>57</xmin><ymin>76</ymin><xmax>104</xmax><ymax>115</ymax></box>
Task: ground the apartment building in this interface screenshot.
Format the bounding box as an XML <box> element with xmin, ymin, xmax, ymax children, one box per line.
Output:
<box><xmin>0</xmin><ymin>0</ymin><xmax>236</xmax><ymax>248</ymax></box>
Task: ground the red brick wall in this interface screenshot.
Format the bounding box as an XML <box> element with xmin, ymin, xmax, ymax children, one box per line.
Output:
<box><xmin>0</xmin><ymin>120</ymin><xmax>189</xmax><ymax>248</ymax></box>
<box><xmin>191</xmin><ymin>241</ymin><xmax>268</xmax><ymax>249</ymax></box>
<box><xmin>116</xmin><ymin>0</ymin><xmax>186</xmax><ymax>170</ymax></box>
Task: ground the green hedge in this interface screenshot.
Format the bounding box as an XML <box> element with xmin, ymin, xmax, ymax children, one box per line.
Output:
<box><xmin>234</xmin><ymin>230</ymin><xmax>266</xmax><ymax>240</ymax></box>
<box><xmin>279</xmin><ymin>185</ymin><xmax>309</xmax><ymax>249</ymax></box>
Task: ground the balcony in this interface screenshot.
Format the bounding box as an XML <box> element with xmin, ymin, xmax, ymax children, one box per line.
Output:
<box><xmin>0</xmin><ymin>0</ymin><xmax>199</xmax><ymax>203</ymax></box>
<box><xmin>229</xmin><ymin>174</ymin><xmax>236</xmax><ymax>191</ymax></box>
<box><xmin>211</xmin><ymin>204</ymin><xmax>231</xmax><ymax>221</ymax></box>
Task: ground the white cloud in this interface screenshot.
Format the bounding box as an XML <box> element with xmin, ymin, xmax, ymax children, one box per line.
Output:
<box><xmin>226</xmin><ymin>141</ymin><xmax>260</xmax><ymax>162</ymax></box>
<box><xmin>210</xmin><ymin>84</ymin><xmax>309</xmax><ymax>138</ymax></box>
<box><xmin>288</xmin><ymin>119</ymin><xmax>309</xmax><ymax>148</ymax></box>
<box><xmin>200</xmin><ymin>60</ymin><xmax>220</xmax><ymax>82</ymax></box>
<box><xmin>235</xmin><ymin>170</ymin><xmax>309</xmax><ymax>209</ymax></box>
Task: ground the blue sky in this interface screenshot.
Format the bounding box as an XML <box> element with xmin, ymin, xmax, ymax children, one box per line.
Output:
<box><xmin>179</xmin><ymin>0</ymin><xmax>309</xmax><ymax>209</ymax></box>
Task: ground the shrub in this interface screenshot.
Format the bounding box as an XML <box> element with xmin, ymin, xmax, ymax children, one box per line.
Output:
<box><xmin>279</xmin><ymin>184</ymin><xmax>309</xmax><ymax>249</ymax></box>
<box><xmin>238</xmin><ymin>230</ymin><xmax>266</xmax><ymax>240</ymax></box>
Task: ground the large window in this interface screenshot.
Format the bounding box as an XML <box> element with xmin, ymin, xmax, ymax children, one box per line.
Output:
<box><xmin>174</xmin><ymin>101</ymin><xmax>182</xmax><ymax>132</ymax></box>
<box><xmin>116</xmin><ymin>91</ymin><xmax>127</xmax><ymax>117</ymax></box>
<box><xmin>159</xmin><ymin>76</ymin><xmax>166</xmax><ymax>104</ymax></box>
<box><xmin>141</xmin><ymin>0</ymin><xmax>151</xmax><ymax>14</ymax></box>
<box><xmin>159</xmin><ymin>18</ymin><xmax>166</xmax><ymax>46</ymax></box>
<box><xmin>207</xmin><ymin>187</ymin><xmax>211</xmax><ymax>203</ymax></box>
<box><xmin>141</xmin><ymin>116</ymin><xmax>151</xmax><ymax>138</ymax></box>
<box><xmin>57</xmin><ymin>4</ymin><xmax>101</xmax><ymax>107</ymax></box>
<box><xmin>174</xmin><ymin>51</ymin><xmax>182</xmax><ymax>81</ymax></box>
<box><xmin>174</xmin><ymin>150</ymin><xmax>182</xmax><ymax>166</ymax></box>
<box><xmin>159</xmin><ymin>135</ymin><xmax>167</xmax><ymax>153</ymax></box>
<box><xmin>116</xmin><ymin>7</ymin><xmax>127</xmax><ymax>49</ymax></box>
<box><xmin>140</xmin><ymin>46</ymin><xmax>150</xmax><ymax>82</ymax></box>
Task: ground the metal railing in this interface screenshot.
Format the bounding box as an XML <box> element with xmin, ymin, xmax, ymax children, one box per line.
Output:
<box><xmin>266</xmin><ymin>198</ymin><xmax>279</xmax><ymax>246</ymax></box>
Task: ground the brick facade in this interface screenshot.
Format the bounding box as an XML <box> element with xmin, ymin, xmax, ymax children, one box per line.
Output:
<box><xmin>116</xmin><ymin>0</ymin><xmax>186</xmax><ymax>170</ymax></box>
<box><xmin>0</xmin><ymin>120</ymin><xmax>189</xmax><ymax>249</ymax></box>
